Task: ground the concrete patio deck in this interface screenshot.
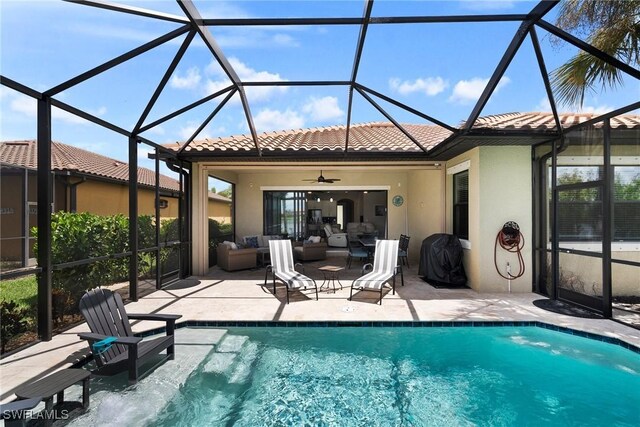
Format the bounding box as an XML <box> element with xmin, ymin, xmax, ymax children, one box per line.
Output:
<box><xmin>2</xmin><ymin>262</ymin><xmax>640</xmax><ymax>403</ymax></box>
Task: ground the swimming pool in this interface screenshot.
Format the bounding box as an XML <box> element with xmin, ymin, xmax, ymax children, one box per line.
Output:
<box><xmin>71</xmin><ymin>325</ymin><xmax>640</xmax><ymax>426</ymax></box>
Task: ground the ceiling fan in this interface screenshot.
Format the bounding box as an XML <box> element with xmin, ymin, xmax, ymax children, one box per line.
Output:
<box><xmin>302</xmin><ymin>170</ymin><xmax>341</xmax><ymax>184</ymax></box>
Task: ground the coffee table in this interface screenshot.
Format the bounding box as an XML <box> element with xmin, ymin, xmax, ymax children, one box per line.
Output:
<box><xmin>317</xmin><ymin>265</ymin><xmax>344</xmax><ymax>292</ymax></box>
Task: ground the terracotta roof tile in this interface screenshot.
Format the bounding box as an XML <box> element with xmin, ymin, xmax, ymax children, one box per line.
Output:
<box><xmin>172</xmin><ymin>112</ymin><xmax>639</xmax><ymax>155</ymax></box>
<box><xmin>0</xmin><ymin>140</ymin><xmax>180</xmax><ymax>191</ymax></box>
<box><xmin>469</xmin><ymin>112</ymin><xmax>640</xmax><ymax>130</ymax></box>
<box><xmin>179</xmin><ymin>122</ymin><xmax>453</xmax><ymax>153</ymax></box>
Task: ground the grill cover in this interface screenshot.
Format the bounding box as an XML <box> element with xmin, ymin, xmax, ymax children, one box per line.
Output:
<box><xmin>418</xmin><ymin>233</ymin><xmax>467</xmax><ymax>286</ymax></box>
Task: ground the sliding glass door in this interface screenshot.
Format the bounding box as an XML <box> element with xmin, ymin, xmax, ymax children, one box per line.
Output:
<box><xmin>263</xmin><ymin>191</ymin><xmax>307</xmax><ymax>240</ymax></box>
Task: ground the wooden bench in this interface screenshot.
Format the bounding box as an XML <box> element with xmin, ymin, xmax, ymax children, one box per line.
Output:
<box><xmin>14</xmin><ymin>369</ymin><xmax>90</xmax><ymax>426</ymax></box>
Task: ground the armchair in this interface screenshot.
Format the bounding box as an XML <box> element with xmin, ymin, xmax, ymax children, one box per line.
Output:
<box><xmin>323</xmin><ymin>224</ymin><xmax>348</xmax><ymax>248</ymax></box>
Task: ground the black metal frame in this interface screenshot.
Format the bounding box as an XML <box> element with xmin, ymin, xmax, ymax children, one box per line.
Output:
<box><xmin>532</xmin><ymin>119</ymin><xmax>640</xmax><ymax>319</ymax></box>
<box><xmin>1</xmin><ymin>0</ymin><xmax>638</xmax><ymax>339</ymax></box>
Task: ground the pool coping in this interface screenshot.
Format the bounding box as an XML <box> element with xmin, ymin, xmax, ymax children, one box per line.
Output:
<box><xmin>135</xmin><ymin>320</ymin><xmax>640</xmax><ymax>355</ymax></box>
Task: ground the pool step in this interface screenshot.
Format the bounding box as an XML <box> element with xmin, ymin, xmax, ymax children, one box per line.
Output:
<box><xmin>202</xmin><ymin>335</ymin><xmax>260</xmax><ymax>384</ymax></box>
<box><xmin>67</xmin><ymin>328</ymin><xmax>221</xmax><ymax>426</ymax></box>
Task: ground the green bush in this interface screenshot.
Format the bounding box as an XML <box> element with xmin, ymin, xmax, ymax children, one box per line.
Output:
<box><xmin>1</xmin><ymin>301</ymin><xmax>30</xmax><ymax>353</ymax></box>
<box><xmin>33</xmin><ymin>212</ymin><xmax>181</xmax><ymax>309</ymax></box>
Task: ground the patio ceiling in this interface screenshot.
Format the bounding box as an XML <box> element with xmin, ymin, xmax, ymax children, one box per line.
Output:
<box><xmin>2</xmin><ymin>0</ymin><xmax>639</xmax><ymax>161</ymax></box>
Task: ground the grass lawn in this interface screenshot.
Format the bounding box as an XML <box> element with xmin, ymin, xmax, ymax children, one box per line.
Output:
<box><xmin>0</xmin><ymin>275</ymin><xmax>37</xmax><ymax>308</ymax></box>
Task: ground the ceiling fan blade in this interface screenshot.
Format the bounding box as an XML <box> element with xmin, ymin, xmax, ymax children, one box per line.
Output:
<box><xmin>326</xmin><ymin>178</ymin><xmax>341</xmax><ymax>182</ymax></box>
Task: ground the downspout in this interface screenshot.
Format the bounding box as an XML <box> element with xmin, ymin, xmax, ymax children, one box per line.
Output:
<box><xmin>65</xmin><ymin>175</ymin><xmax>86</xmax><ymax>213</ymax></box>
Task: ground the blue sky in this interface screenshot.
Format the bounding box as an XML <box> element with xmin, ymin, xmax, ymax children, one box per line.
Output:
<box><xmin>1</xmin><ymin>0</ymin><xmax>639</xmax><ymax>173</ymax></box>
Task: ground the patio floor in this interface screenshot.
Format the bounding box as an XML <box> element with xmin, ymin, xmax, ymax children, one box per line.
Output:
<box><xmin>2</xmin><ymin>260</ymin><xmax>640</xmax><ymax>403</ymax></box>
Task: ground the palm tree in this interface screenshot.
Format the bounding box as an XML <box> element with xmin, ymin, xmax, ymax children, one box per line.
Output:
<box><xmin>551</xmin><ymin>0</ymin><xmax>640</xmax><ymax>108</ymax></box>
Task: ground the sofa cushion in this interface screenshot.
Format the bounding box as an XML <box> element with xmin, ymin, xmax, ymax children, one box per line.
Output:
<box><xmin>306</xmin><ymin>235</ymin><xmax>321</xmax><ymax>244</ymax></box>
<box><xmin>222</xmin><ymin>241</ymin><xmax>238</xmax><ymax>250</ymax></box>
<box><xmin>244</xmin><ymin>236</ymin><xmax>259</xmax><ymax>248</ymax></box>
<box><xmin>260</xmin><ymin>235</ymin><xmax>281</xmax><ymax>247</ymax></box>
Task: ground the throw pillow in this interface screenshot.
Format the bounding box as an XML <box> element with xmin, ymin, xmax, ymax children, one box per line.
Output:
<box><xmin>244</xmin><ymin>236</ymin><xmax>259</xmax><ymax>248</ymax></box>
<box><xmin>222</xmin><ymin>241</ymin><xmax>238</xmax><ymax>250</ymax></box>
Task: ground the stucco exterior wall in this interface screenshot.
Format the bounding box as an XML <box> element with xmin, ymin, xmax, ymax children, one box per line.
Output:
<box><xmin>445</xmin><ymin>146</ymin><xmax>533</xmax><ymax>293</ymax></box>
<box><xmin>478</xmin><ymin>146</ymin><xmax>533</xmax><ymax>293</ymax></box>
<box><xmin>75</xmin><ymin>180</ymin><xmax>180</xmax><ymax>217</ymax></box>
<box><xmin>407</xmin><ymin>169</ymin><xmax>445</xmax><ymax>264</ymax></box>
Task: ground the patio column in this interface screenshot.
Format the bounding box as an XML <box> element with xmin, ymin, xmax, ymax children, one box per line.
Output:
<box><xmin>191</xmin><ymin>164</ymin><xmax>208</xmax><ymax>275</ymax></box>
<box><xmin>128</xmin><ymin>136</ymin><xmax>138</xmax><ymax>301</ymax></box>
<box><xmin>37</xmin><ymin>96</ymin><xmax>52</xmax><ymax>341</ymax></box>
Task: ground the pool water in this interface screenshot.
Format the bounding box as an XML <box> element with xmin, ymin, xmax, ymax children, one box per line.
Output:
<box><xmin>73</xmin><ymin>326</ymin><xmax>640</xmax><ymax>426</ymax></box>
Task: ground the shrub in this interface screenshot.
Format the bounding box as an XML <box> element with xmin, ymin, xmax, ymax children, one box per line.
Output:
<box><xmin>32</xmin><ymin>212</ymin><xmax>164</xmax><ymax>309</ymax></box>
<box><xmin>0</xmin><ymin>301</ymin><xmax>30</xmax><ymax>353</ymax></box>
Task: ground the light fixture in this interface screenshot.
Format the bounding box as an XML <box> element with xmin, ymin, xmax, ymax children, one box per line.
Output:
<box><xmin>363</xmin><ymin>191</ymin><xmax>368</xmax><ymax>194</ymax></box>
<box><xmin>330</xmin><ymin>197</ymin><xmax>334</xmax><ymax>202</ymax></box>
<box><xmin>316</xmin><ymin>197</ymin><xmax>320</xmax><ymax>202</ymax></box>
<box><xmin>307</xmin><ymin>191</ymin><xmax>312</xmax><ymax>194</ymax></box>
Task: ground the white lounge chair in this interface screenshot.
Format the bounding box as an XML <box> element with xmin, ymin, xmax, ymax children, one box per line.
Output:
<box><xmin>350</xmin><ymin>239</ymin><xmax>403</xmax><ymax>305</ymax></box>
<box><xmin>265</xmin><ymin>240</ymin><xmax>318</xmax><ymax>304</ymax></box>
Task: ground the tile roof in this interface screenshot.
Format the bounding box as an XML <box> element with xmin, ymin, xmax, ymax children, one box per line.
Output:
<box><xmin>208</xmin><ymin>191</ymin><xmax>232</xmax><ymax>203</ymax></box>
<box><xmin>169</xmin><ymin>122</ymin><xmax>454</xmax><ymax>154</ymax></box>
<box><xmin>0</xmin><ymin>140</ymin><xmax>180</xmax><ymax>192</ymax></box>
<box><xmin>166</xmin><ymin>112</ymin><xmax>639</xmax><ymax>155</ymax></box>
<box><xmin>470</xmin><ymin>112</ymin><xmax>640</xmax><ymax>130</ymax></box>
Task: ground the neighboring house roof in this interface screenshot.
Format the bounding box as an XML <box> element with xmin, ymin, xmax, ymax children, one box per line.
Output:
<box><xmin>165</xmin><ymin>112</ymin><xmax>639</xmax><ymax>155</ymax></box>
<box><xmin>208</xmin><ymin>191</ymin><xmax>232</xmax><ymax>203</ymax></box>
<box><xmin>0</xmin><ymin>140</ymin><xmax>180</xmax><ymax>192</ymax></box>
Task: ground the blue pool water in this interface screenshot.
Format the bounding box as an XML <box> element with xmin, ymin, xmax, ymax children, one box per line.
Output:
<box><xmin>73</xmin><ymin>326</ymin><xmax>640</xmax><ymax>426</ymax></box>
<box><xmin>153</xmin><ymin>327</ymin><xmax>640</xmax><ymax>426</ymax></box>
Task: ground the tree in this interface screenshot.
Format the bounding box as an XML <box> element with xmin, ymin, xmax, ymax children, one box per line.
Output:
<box><xmin>551</xmin><ymin>0</ymin><xmax>640</xmax><ymax>108</ymax></box>
<box><xmin>217</xmin><ymin>187</ymin><xmax>232</xmax><ymax>199</ymax></box>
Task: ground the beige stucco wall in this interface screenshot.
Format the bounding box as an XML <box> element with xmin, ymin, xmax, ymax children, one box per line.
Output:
<box><xmin>446</xmin><ymin>146</ymin><xmax>533</xmax><ymax>293</ymax></box>
<box><xmin>75</xmin><ymin>180</ymin><xmax>180</xmax><ymax>218</ymax></box>
<box><xmin>407</xmin><ymin>169</ymin><xmax>445</xmax><ymax>264</ymax></box>
<box><xmin>208</xmin><ymin>199</ymin><xmax>232</xmax><ymax>224</ymax></box>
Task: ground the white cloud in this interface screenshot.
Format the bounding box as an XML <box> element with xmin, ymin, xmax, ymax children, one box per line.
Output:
<box><xmin>449</xmin><ymin>76</ymin><xmax>511</xmax><ymax>104</ymax></box>
<box><xmin>179</xmin><ymin>123</ymin><xmax>208</xmax><ymax>141</ymax></box>
<box><xmin>302</xmin><ymin>96</ymin><xmax>344</xmax><ymax>122</ymax></box>
<box><xmin>389</xmin><ymin>77</ymin><xmax>448</xmax><ymax>96</ymax></box>
<box><xmin>579</xmin><ymin>104</ymin><xmax>613</xmax><ymax>115</ymax></box>
<box><xmin>254</xmin><ymin>108</ymin><xmax>304</xmax><ymax>132</ymax></box>
<box><xmin>170</xmin><ymin>67</ymin><xmax>201</xmax><ymax>90</ymax></box>
<box><xmin>9</xmin><ymin>95</ymin><xmax>107</xmax><ymax>124</ymax></box>
<box><xmin>67</xmin><ymin>24</ymin><xmax>176</xmax><ymax>45</ymax></box>
<box><xmin>144</xmin><ymin>125</ymin><xmax>165</xmax><ymax>136</ymax></box>
<box><xmin>205</xmin><ymin>58</ymin><xmax>287</xmax><ymax>102</ymax></box>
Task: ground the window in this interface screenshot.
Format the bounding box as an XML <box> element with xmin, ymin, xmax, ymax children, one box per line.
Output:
<box><xmin>555</xmin><ymin>165</ymin><xmax>640</xmax><ymax>242</ymax></box>
<box><xmin>453</xmin><ymin>170</ymin><xmax>469</xmax><ymax>240</ymax></box>
<box><xmin>157</xmin><ymin>199</ymin><xmax>169</xmax><ymax>209</ymax></box>
<box><xmin>263</xmin><ymin>191</ymin><xmax>307</xmax><ymax>239</ymax></box>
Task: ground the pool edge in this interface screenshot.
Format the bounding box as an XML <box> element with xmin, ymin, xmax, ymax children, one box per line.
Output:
<box><xmin>133</xmin><ymin>320</ymin><xmax>640</xmax><ymax>355</ymax></box>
